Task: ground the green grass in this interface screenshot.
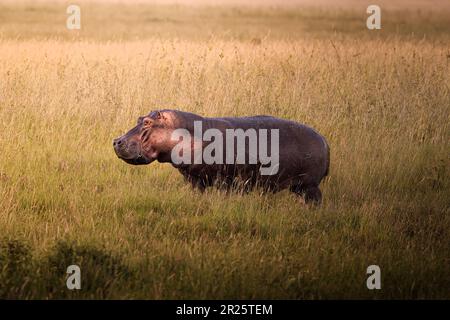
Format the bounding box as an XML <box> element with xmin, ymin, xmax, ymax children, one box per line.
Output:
<box><xmin>0</xmin><ymin>1</ymin><xmax>449</xmax><ymax>299</ymax></box>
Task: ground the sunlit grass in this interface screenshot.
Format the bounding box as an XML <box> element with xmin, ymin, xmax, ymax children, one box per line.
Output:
<box><xmin>0</xmin><ymin>1</ymin><xmax>449</xmax><ymax>299</ymax></box>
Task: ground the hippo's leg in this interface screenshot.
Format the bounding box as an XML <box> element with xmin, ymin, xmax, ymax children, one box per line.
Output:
<box><xmin>304</xmin><ymin>186</ymin><xmax>322</xmax><ymax>204</ymax></box>
<box><xmin>188</xmin><ymin>174</ymin><xmax>216</xmax><ymax>193</ymax></box>
<box><xmin>181</xmin><ymin>173</ymin><xmax>205</xmax><ymax>192</ymax></box>
<box><xmin>290</xmin><ymin>184</ymin><xmax>322</xmax><ymax>205</ymax></box>
<box><xmin>189</xmin><ymin>177</ymin><xmax>207</xmax><ymax>192</ymax></box>
<box><xmin>218</xmin><ymin>176</ymin><xmax>234</xmax><ymax>193</ymax></box>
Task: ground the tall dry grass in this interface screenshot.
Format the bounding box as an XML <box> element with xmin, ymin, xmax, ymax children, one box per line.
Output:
<box><xmin>0</xmin><ymin>2</ymin><xmax>449</xmax><ymax>298</ymax></box>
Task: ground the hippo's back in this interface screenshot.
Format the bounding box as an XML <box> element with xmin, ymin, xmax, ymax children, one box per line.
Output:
<box><xmin>207</xmin><ymin>114</ymin><xmax>329</xmax><ymax>187</ymax></box>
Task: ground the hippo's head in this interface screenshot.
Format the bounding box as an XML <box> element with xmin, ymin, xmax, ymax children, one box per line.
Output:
<box><xmin>113</xmin><ymin>110</ymin><xmax>176</xmax><ymax>165</ymax></box>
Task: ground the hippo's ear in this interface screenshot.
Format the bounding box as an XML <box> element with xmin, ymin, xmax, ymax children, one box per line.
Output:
<box><xmin>149</xmin><ymin>110</ymin><xmax>163</xmax><ymax>120</ymax></box>
<box><xmin>150</xmin><ymin>111</ymin><xmax>166</xmax><ymax>120</ymax></box>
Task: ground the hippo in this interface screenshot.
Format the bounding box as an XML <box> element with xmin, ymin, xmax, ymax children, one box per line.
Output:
<box><xmin>113</xmin><ymin>109</ymin><xmax>330</xmax><ymax>204</ymax></box>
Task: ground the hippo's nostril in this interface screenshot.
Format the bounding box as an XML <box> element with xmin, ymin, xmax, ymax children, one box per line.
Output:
<box><xmin>113</xmin><ymin>139</ymin><xmax>123</xmax><ymax>147</ymax></box>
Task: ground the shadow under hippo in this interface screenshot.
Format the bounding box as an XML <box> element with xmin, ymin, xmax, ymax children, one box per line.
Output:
<box><xmin>114</xmin><ymin>109</ymin><xmax>330</xmax><ymax>204</ymax></box>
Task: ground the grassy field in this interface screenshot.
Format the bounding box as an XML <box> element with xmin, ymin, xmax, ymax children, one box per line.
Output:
<box><xmin>0</xmin><ymin>1</ymin><xmax>449</xmax><ymax>299</ymax></box>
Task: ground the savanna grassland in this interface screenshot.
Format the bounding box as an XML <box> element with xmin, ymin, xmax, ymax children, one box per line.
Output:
<box><xmin>0</xmin><ymin>0</ymin><xmax>449</xmax><ymax>299</ymax></box>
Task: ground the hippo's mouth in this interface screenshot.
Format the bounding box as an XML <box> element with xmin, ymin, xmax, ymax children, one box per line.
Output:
<box><xmin>117</xmin><ymin>154</ymin><xmax>151</xmax><ymax>165</ymax></box>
